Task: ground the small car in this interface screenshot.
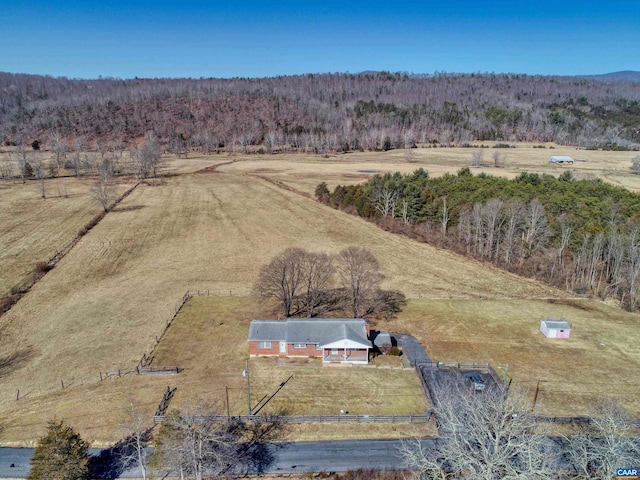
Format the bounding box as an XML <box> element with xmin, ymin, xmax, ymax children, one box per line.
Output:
<box><xmin>465</xmin><ymin>372</ymin><xmax>485</xmax><ymax>391</ymax></box>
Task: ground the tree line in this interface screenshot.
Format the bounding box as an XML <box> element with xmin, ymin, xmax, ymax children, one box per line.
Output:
<box><xmin>255</xmin><ymin>246</ymin><xmax>404</xmax><ymax>318</ymax></box>
<box><xmin>2</xmin><ymin>71</ymin><xmax>639</xmax><ymax>158</ymax></box>
<box><xmin>319</xmin><ymin>168</ymin><xmax>640</xmax><ymax>310</ymax></box>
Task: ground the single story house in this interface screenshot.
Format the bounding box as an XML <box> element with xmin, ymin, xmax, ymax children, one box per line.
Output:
<box><xmin>549</xmin><ymin>155</ymin><xmax>574</xmax><ymax>164</ymax></box>
<box><xmin>540</xmin><ymin>319</ymin><xmax>571</xmax><ymax>339</ymax></box>
<box><xmin>248</xmin><ymin>318</ymin><xmax>371</xmax><ymax>364</ymax></box>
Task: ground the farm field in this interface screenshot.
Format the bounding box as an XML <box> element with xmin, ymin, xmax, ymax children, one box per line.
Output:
<box><xmin>1</xmin><ymin>145</ymin><xmax>639</xmax><ymax>444</ymax></box>
<box><xmin>219</xmin><ymin>143</ymin><xmax>640</xmax><ymax>194</ymax></box>
<box><xmin>0</xmin><ymin>176</ymin><xmax>134</xmax><ymax>299</ymax></box>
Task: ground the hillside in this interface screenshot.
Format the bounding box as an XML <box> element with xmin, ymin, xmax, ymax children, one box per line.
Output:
<box><xmin>1</xmin><ymin>71</ymin><xmax>640</xmax><ymax>160</ymax></box>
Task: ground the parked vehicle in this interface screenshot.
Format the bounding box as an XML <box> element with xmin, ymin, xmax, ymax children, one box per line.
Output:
<box><xmin>465</xmin><ymin>372</ymin><xmax>485</xmax><ymax>391</ymax></box>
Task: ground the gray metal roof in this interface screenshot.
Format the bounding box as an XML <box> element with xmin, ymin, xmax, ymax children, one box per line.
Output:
<box><xmin>248</xmin><ymin>318</ymin><xmax>370</xmax><ymax>347</ymax></box>
<box><xmin>373</xmin><ymin>330</ymin><xmax>392</xmax><ymax>347</ymax></box>
<box><xmin>541</xmin><ymin>319</ymin><xmax>571</xmax><ymax>330</ymax></box>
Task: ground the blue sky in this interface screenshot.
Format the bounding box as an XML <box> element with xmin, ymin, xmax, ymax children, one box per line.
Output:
<box><xmin>1</xmin><ymin>0</ymin><xmax>638</xmax><ymax>79</ymax></box>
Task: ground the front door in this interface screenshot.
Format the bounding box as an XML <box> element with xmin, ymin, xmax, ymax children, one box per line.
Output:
<box><xmin>279</xmin><ymin>341</ymin><xmax>287</xmax><ymax>355</ymax></box>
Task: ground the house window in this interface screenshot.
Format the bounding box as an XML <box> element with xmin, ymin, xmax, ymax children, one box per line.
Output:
<box><xmin>293</xmin><ymin>343</ymin><xmax>307</xmax><ymax>349</ymax></box>
<box><xmin>257</xmin><ymin>341</ymin><xmax>272</xmax><ymax>349</ymax></box>
<box><xmin>331</xmin><ymin>348</ymin><xmax>339</xmax><ymax>355</ymax></box>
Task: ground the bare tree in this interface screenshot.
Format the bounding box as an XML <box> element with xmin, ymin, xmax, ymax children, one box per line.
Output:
<box><xmin>91</xmin><ymin>160</ymin><xmax>116</xmax><ymax>212</ymax></box>
<box><xmin>440</xmin><ymin>196</ymin><xmax>449</xmax><ymax>235</ymax></box>
<box><xmin>522</xmin><ymin>199</ymin><xmax>550</xmax><ymax>259</ymax></box>
<box><xmin>256</xmin><ymin>248</ymin><xmax>306</xmax><ymax>317</ymax></box>
<box><xmin>297</xmin><ymin>252</ymin><xmax>336</xmax><ymax>317</ymax></box>
<box><xmin>151</xmin><ymin>402</ymin><xmax>284</xmax><ymax>479</ymax></box>
<box><xmin>132</xmin><ymin>132</ymin><xmax>162</xmax><ymax>179</ymax></box>
<box><xmin>471</xmin><ymin>150</ymin><xmax>484</xmax><ymax>167</ymax></box>
<box><xmin>151</xmin><ymin>402</ymin><xmax>242</xmax><ymax>480</ymax></box>
<box><xmin>401</xmin><ymin>384</ymin><xmax>557</xmax><ymax>480</ymax></box>
<box><xmin>492</xmin><ymin>150</ymin><xmax>504</xmax><ymax>167</ymax></box>
<box><xmin>117</xmin><ymin>400</ymin><xmax>151</xmax><ymax>480</ymax></box>
<box><xmin>375</xmin><ymin>187</ymin><xmax>397</xmax><ymax>218</ymax></box>
<box><xmin>564</xmin><ymin>399</ymin><xmax>640</xmax><ymax>479</ymax></box>
<box><xmin>630</xmin><ymin>155</ymin><xmax>640</xmax><ymax>175</ymax></box>
<box><xmin>337</xmin><ymin>247</ymin><xmax>384</xmax><ymax>318</ymax></box>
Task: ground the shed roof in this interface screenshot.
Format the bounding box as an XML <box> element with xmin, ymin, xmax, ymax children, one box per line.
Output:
<box><xmin>373</xmin><ymin>330</ymin><xmax>392</xmax><ymax>347</ymax></box>
<box><xmin>541</xmin><ymin>319</ymin><xmax>571</xmax><ymax>330</ymax></box>
<box><xmin>550</xmin><ymin>155</ymin><xmax>574</xmax><ymax>161</ymax></box>
<box><xmin>249</xmin><ymin>318</ymin><xmax>370</xmax><ymax>347</ymax></box>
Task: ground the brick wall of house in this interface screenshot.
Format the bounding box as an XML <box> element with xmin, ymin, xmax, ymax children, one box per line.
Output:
<box><xmin>286</xmin><ymin>343</ymin><xmax>323</xmax><ymax>358</ymax></box>
<box><xmin>249</xmin><ymin>341</ymin><xmax>280</xmax><ymax>356</ymax></box>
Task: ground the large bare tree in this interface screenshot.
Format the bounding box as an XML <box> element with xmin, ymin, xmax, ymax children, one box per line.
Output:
<box><xmin>337</xmin><ymin>246</ymin><xmax>384</xmax><ymax>318</ymax></box>
<box><xmin>563</xmin><ymin>399</ymin><xmax>640</xmax><ymax>479</ymax></box>
<box><xmin>401</xmin><ymin>384</ymin><xmax>557</xmax><ymax>480</ymax></box>
<box><xmin>257</xmin><ymin>248</ymin><xmax>338</xmax><ymax>317</ymax></box>
<box><xmin>256</xmin><ymin>248</ymin><xmax>306</xmax><ymax>317</ymax></box>
<box><xmin>151</xmin><ymin>402</ymin><xmax>284</xmax><ymax>479</ymax></box>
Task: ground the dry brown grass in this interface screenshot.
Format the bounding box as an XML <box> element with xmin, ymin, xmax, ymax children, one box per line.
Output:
<box><xmin>0</xmin><ymin>176</ymin><xmax>132</xmax><ymax>298</ymax></box>
<box><xmin>1</xmin><ymin>145</ymin><xmax>638</xmax><ymax>444</ymax></box>
<box><xmin>377</xmin><ymin>298</ymin><xmax>640</xmax><ymax>417</ymax></box>
<box><xmin>219</xmin><ymin>144</ymin><xmax>640</xmax><ymax>194</ymax></box>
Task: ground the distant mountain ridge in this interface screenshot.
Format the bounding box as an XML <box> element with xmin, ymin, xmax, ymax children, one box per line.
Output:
<box><xmin>578</xmin><ymin>71</ymin><xmax>640</xmax><ymax>82</ymax></box>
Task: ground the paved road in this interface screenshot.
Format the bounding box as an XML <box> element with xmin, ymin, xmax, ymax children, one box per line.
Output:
<box><xmin>0</xmin><ymin>439</ymin><xmax>437</xmax><ymax>478</ymax></box>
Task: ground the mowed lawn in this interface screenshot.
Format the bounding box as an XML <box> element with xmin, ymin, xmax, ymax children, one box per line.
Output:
<box><xmin>381</xmin><ymin>298</ymin><xmax>640</xmax><ymax>417</ymax></box>
<box><xmin>152</xmin><ymin>296</ymin><xmax>428</xmax><ymax>417</ymax></box>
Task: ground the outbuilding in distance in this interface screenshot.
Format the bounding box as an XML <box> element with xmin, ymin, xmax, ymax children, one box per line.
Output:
<box><xmin>549</xmin><ymin>155</ymin><xmax>574</xmax><ymax>164</ymax></box>
<box><xmin>540</xmin><ymin>319</ymin><xmax>571</xmax><ymax>339</ymax></box>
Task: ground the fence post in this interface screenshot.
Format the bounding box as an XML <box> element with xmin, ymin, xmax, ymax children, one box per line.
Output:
<box><xmin>61</xmin><ymin>379</ymin><xmax>64</xmax><ymax>389</ymax></box>
<box><xmin>16</xmin><ymin>389</ymin><xmax>19</xmax><ymax>400</ymax></box>
<box><xmin>100</xmin><ymin>372</ymin><xmax>103</xmax><ymax>381</ymax></box>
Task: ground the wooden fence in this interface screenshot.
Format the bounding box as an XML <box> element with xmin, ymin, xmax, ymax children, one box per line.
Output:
<box><xmin>153</xmin><ymin>413</ymin><xmax>433</xmax><ymax>424</ymax></box>
<box><xmin>138</xmin><ymin>366</ymin><xmax>182</xmax><ymax>375</ymax></box>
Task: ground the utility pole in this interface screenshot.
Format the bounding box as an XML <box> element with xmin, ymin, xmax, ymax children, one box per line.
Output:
<box><xmin>243</xmin><ymin>359</ymin><xmax>252</xmax><ymax>416</ymax></box>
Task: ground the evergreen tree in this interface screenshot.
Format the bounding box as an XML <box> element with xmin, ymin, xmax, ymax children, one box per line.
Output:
<box><xmin>28</xmin><ymin>419</ymin><xmax>89</xmax><ymax>480</ymax></box>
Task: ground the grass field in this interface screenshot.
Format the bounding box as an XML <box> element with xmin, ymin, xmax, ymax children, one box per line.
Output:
<box><xmin>381</xmin><ymin>297</ymin><xmax>640</xmax><ymax>417</ymax></box>
<box><xmin>0</xmin><ymin>144</ymin><xmax>639</xmax><ymax>444</ymax></box>
<box><xmin>219</xmin><ymin>144</ymin><xmax>640</xmax><ymax>194</ymax></box>
<box><xmin>0</xmin><ymin>177</ymin><xmax>134</xmax><ymax>299</ymax></box>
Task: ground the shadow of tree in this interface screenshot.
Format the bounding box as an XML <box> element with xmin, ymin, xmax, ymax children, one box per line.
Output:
<box><xmin>0</xmin><ymin>348</ymin><xmax>35</xmax><ymax>379</ymax></box>
<box><xmin>89</xmin><ymin>429</ymin><xmax>152</xmax><ymax>479</ymax></box>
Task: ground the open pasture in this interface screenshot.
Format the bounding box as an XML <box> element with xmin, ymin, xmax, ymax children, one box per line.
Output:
<box><xmin>0</xmin><ymin>164</ymin><xmax>561</xmax><ymax>443</ymax></box>
<box><xmin>0</xmin><ymin>176</ymin><xmax>133</xmax><ymax>299</ymax></box>
<box><xmin>382</xmin><ymin>297</ymin><xmax>640</xmax><ymax>417</ymax></box>
<box><xmin>219</xmin><ymin>143</ymin><xmax>640</xmax><ymax>194</ymax></box>
<box><xmin>2</xmin><ymin>145</ymin><xmax>639</xmax><ymax>443</ymax></box>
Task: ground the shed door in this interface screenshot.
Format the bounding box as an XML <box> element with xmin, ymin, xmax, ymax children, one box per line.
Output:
<box><xmin>279</xmin><ymin>341</ymin><xmax>287</xmax><ymax>354</ymax></box>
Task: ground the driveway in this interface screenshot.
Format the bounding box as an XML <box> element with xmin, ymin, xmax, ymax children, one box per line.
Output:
<box><xmin>392</xmin><ymin>333</ymin><xmax>432</xmax><ymax>366</ymax></box>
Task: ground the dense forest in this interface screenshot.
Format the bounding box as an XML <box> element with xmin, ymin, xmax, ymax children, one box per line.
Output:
<box><xmin>1</xmin><ymin>71</ymin><xmax>640</xmax><ymax>153</ymax></box>
<box><xmin>319</xmin><ymin>169</ymin><xmax>640</xmax><ymax>309</ymax></box>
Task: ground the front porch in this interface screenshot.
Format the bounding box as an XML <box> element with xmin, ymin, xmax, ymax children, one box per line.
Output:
<box><xmin>322</xmin><ymin>348</ymin><xmax>369</xmax><ymax>364</ymax></box>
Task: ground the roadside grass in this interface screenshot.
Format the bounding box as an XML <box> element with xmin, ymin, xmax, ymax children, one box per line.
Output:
<box><xmin>378</xmin><ymin>298</ymin><xmax>640</xmax><ymax>417</ymax></box>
